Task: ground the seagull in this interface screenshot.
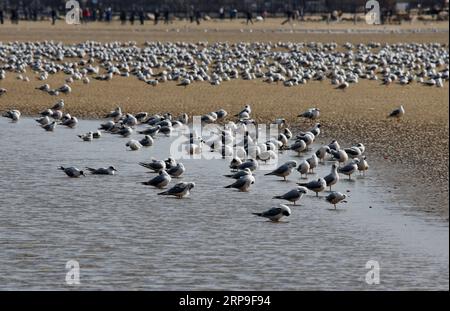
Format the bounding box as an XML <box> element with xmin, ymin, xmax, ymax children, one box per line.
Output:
<box><xmin>51</xmin><ymin>110</ymin><xmax>63</xmax><ymax>120</ymax></box>
<box><xmin>2</xmin><ymin>110</ymin><xmax>21</xmax><ymax>122</ymax></box>
<box><xmin>326</xmin><ymin>192</ymin><xmax>347</xmax><ymax>209</ymax></box>
<box><xmin>283</xmin><ymin>128</ymin><xmax>293</xmax><ymax>139</ymax></box>
<box><xmin>237</xmin><ymin>158</ymin><xmax>259</xmax><ymax>171</ymax></box>
<box><xmin>36</xmin><ymin>116</ymin><xmax>50</xmax><ymax>125</ymax></box>
<box><xmin>295</xmin><ymin>132</ymin><xmax>315</xmax><ymax>148</ymax></box>
<box><xmin>215</xmin><ymin>109</ymin><xmax>228</xmax><ymax>120</ymax></box>
<box><xmin>323</xmin><ymin>164</ymin><xmax>339</xmax><ymax>191</ymax></box>
<box><xmin>257</xmin><ymin>150</ymin><xmax>277</xmax><ymax>163</ymax></box>
<box><xmin>78</xmin><ymin>132</ymin><xmax>93</xmax><ymax>142</ymax></box>
<box><xmin>157</xmin><ymin>182</ymin><xmax>195</xmax><ymax>198</ymax></box>
<box><xmin>36</xmin><ymin>84</ymin><xmax>50</xmax><ymax>92</ymax></box>
<box><xmin>99</xmin><ymin>120</ymin><xmax>115</xmax><ymax>131</ymax></box>
<box><xmin>298</xmin><ymin>108</ymin><xmax>320</xmax><ymax>120</ymax></box>
<box><xmin>289</xmin><ymin>140</ymin><xmax>307</xmax><ymax>155</ymax></box>
<box><xmin>264</xmin><ymin>161</ymin><xmax>297</xmax><ymax>181</ymax></box>
<box><xmin>252</xmin><ymin>204</ymin><xmax>291</xmax><ymax>222</ymax></box>
<box><xmin>86</xmin><ymin>166</ymin><xmax>117</xmax><ymax>175</ymax></box>
<box><xmin>93</xmin><ymin>131</ymin><xmax>102</xmax><ymax>139</ymax></box>
<box><xmin>139</xmin><ymin>135</ymin><xmax>154</xmax><ymax>147</ymax></box>
<box><xmin>138</xmin><ymin>125</ymin><xmax>161</xmax><ymax>136</ymax></box>
<box><xmin>273</xmin><ymin>186</ymin><xmax>308</xmax><ymax>205</ymax></box>
<box><xmin>388</xmin><ymin>105</ymin><xmax>405</xmax><ymax>120</ymax></box>
<box><xmin>51</xmin><ymin>99</ymin><xmax>65</xmax><ymax>111</ymax></box>
<box><xmin>40</xmin><ymin>108</ymin><xmax>53</xmax><ymax>117</ymax></box>
<box><xmin>344</xmin><ymin>146</ymin><xmax>362</xmax><ymax>158</ymax></box>
<box><xmin>106</xmin><ymin>106</ymin><xmax>122</xmax><ymax>121</ymax></box>
<box><xmin>58</xmin><ymin>84</ymin><xmax>72</xmax><ymax>94</ymax></box>
<box><xmin>224</xmin><ymin>175</ymin><xmax>255</xmax><ymax>192</ymax></box>
<box><xmin>229</xmin><ymin>158</ymin><xmax>243</xmax><ymax>171</ymax></box>
<box><xmin>61</xmin><ymin>117</ymin><xmax>78</xmax><ymax>128</ymax></box>
<box><xmin>357</xmin><ymin>156</ymin><xmax>369</xmax><ymax>176</ymax></box>
<box><xmin>355</xmin><ymin>143</ymin><xmax>366</xmax><ymax>154</ymax></box>
<box><xmin>122</xmin><ymin>113</ymin><xmax>138</xmax><ymax>127</ymax></box>
<box><xmin>309</xmin><ymin>123</ymin><xmax>321</xmax><ymax>137</ymax></box>
<box><xmin>297</xmin><ymin>178</ymin><xmax>327</xmax><ymax>197</ymax></box>
<box><xmin>296</xmin><ymin>160</ymin><xmax>310</xmax><ymax>179</ymax></box>
<box><xmin>141</xmin><ymin>170</ymin><xmax>172</xmax><ymax>189</ymax></box>
<box><xmin>125</xmin><ymin>139</ymin><xmax>142</xmax><ymax>151</ymax></box>
<box><xmin>139</xmin><ymin>159</ymin><xmax>166</xmax><ymax>172</ymax></box>
<box><xmin>177</xmin><ymin>78</ymin><xmax>191</xmax><ymax>87</ymax></box>
<box><xmin>167</xmin><ymin>163</ymin><xmax>186</xmax><ymax>178</ymax></box>
<box><xmin>59</xmin><ymin>166</ymin><xmax>85</xmax><ymax>178</ymax></box>
<box><xmin>328</xmin><ymin>149</ymin><xmax>348</xmax><ymax>165</ymax></box>
<box><xmin>336</xmin><ymin>81</ymin><xmax>349</xmax><ymax>90</ymax></box>
<box><xmin>224</xmin><ymin>168</ymin><xmax>252</xmax><ymax>179</ymax></box>
<box><xmin>306</xmin><ymin>153</ymin><xmax>319</xmax><ymax>173</ymax></box>
<box><xmin>235</xmin><ymin>105</ymin><xmax>251</xmax><ymax>119</ymax></box>
<box><xmin>328</xmin><ymin>140</ymin><xmax>340</xmax><ymax>151</ymax></box>
<box><xmin>134</xmin><ymin>112</ymin><xmax>149</xmax><ymax>123</ymax></box>
<box><xmin>42</xmin><ymin>121</ymin><xmax>57</xmax><ymax>132</ymax></box>
<box><xmin>337</xmin><ymin>159</ymin><xmax>359</xmax><ymax>180</ymax></box>
<box><xmin>315</xmin><ymin>145</ymin><xmax>331</xmax><ymax>162</ymax></box>
<box><xmin>0</xmin><ymin>88</ymin><xmax>7</xmax><ymax>96</ymax></box>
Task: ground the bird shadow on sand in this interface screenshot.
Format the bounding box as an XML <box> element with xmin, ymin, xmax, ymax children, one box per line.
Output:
<box><xmin>326</xmin><ymin>208</ymin><xmax>346</xmax><ymax>212</ymax></box>
<box><xmin>340</xmin><ymin>179</ymin><xmax>356</xmax><ymax>183</ymax></box>
<box><xmin>274</xmin><ymin>179</ymin><xmax>295</xmax><ymax>183</ymax></box>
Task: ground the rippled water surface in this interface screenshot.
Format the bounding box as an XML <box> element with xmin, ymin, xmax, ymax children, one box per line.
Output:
<box><xmin>0</xmin><ymin>118</ymin><xmax>448</xmax><ymax>290</ymax></box>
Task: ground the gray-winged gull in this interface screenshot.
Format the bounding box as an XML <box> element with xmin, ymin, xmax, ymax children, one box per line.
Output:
<box><xmin>326</xmin><ymin>192</ymin><xmax>347</xmax><ymax>209</ymax></box>
<box><xmin>158</xmin><ymin>182</ymin><xmax>195</xmax><ymax>198</ymax></box>
<box><xmin>59</xmin><ymin>166</ymin><xmax>86</xmax><ymax>178</ymax></box>
<box><xmin>264</xmin><ymin>161</ymin><xmax>297</xmax><ymax>181</ymax></box>
<box><xmin>86</xmin><ymin>166</ymin><xmax>117</xmax><ymax>175</ymax></box>
<box><xmin>142</xmin><ymin>170</ymin><xmax>172</xmax><ymax>188</ymax></box>
<box><xmin>225</xmin><ymin>175</ymin><xmax>255</xmax><ymax>192</ymax></box>
<box><xmin>252</xmin><ymin>204</ymin><xmax>291</xmax><ymax>222</ymax></box>
<box><xmin>298</xmin><ymin>178</ymin><xmax>327</xmax><ymax>197</ymax></box>
<box><xmin>273</xmin><ymin>186</ymin><xmax>308</xmax><ymax>205</ymax></box>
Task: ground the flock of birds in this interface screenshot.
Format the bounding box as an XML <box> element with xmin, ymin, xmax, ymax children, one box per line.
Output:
<box><xmin>3</xmin><ymin>98</ymin><xmax>411</xmax><ymax>222</ymax></box>
<box><xmin>0</xmin><ymin>40</ymin><xmax>448</xmax><ymax>94</ymax></box>
<box><xmin>0</xmin><ymin>39</ymin><xmax>446</xmax><ymax>222</ymax></box>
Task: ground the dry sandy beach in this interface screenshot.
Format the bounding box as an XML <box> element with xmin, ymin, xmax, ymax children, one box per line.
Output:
<box><xmin>0</xmin><ymin>20</ymin><xmax>449</xmax><ymax>217</ymax></box>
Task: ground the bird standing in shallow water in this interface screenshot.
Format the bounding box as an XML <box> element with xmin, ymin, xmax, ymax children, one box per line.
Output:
<box><xmin>326</xmin><ymin>192</ymin><xmax>347</xmax><ymax>209</ymax></box>
<box><xmin>253</xmin><ymin>204</ymin><xmax>291</xmax><ymax>222</ymax></box>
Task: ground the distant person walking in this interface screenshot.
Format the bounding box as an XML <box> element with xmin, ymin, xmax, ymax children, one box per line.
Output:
<box><xmin>195</xmin><ymin>10</ymin><xmax>201</xmax><ymax>25</ymax></box>
<box><xmin>163</xmin><ymin>9</ymin><xmax>169</xmax><ymax>24</ymax></box>
<box><xmin>105</xmin><ymin>7</ymin><xmax>112</xmax><ymax>23</ymax></box>
<box><xmin>281</xmin><ymin>10</ymin><xmax>292</xmax><ymax>25</ymax></box>
<box><xmin>0</xmin><ymin>10</ymin><xmax>4</xmax><ymax>24</ymax></box>
<box><xmin>261</xmin><ymin>10</ymin><xmax>268</xmax><ymax>21</ymax></box>
<box><xmin>120</xmin><ymin>10</ymin><xmax>126</xmax><ymax>25</ymax></box>
<box><xmin>219</xmin><ymin>7</ymin><xmax>225</xmax><ymax>20</ymax></box>
<box><xmin>246</xmin><ymin>11</ymin><xmax>253</xmax><ymax>25</ymax></box>
<box><xmin>139</xmin><ymin>10</ymin><xmax>145</xmax><ymax>25</ymax></box>
<box><xmin>189</xmin><ymin>6</ymin><xmax>194</xmax><ymax>23</ymax></box>
<box><xmin>51</xmin><ymin>9</ymin><xmax>57</xmax><ymax>25</ymax></box>
<box><xmin>130</xmin><ymin>10</ymin><xmax>135</xmax><ymax>25</ymax></box>
<box><xmin>82</xmin><ymin>8</ymin><xmax>91</xmax><ymax>23</ymax></box>
<box><xmin>11</xmin><ymin>9</ymin><xmax>19</xmax><ymax>24</ymax></box>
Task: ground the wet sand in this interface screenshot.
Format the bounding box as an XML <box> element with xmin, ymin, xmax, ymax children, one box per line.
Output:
<box><xmin>0</xmin><ymin>21</ymin><xmax>448</xmax><ymax>217</ymax></box>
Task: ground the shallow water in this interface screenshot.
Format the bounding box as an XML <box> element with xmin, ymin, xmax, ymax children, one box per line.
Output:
<box><xmin>0</xmin><ymin>118</ymin><xmax>448</xmax><ymax>290</ymax></box>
